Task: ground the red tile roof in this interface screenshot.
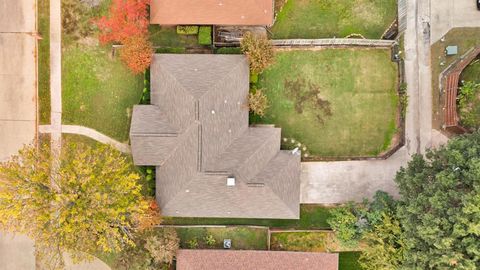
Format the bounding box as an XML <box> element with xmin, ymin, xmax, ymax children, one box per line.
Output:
<box><xmin>150</xmin><ymin>0</ymin><xmax>274</xmax><ymax>26</ymax></box>
<box><xmin>176</xmin><ymin>249</ymin><xmax>339</xmax><ymax>270</ymax></box>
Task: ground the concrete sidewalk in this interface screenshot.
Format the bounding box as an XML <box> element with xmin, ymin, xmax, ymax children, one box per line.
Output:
<box><xmin>0</xmin><ymin>0</ymin><xmax>37</xmax><ymax>162</ymax></box>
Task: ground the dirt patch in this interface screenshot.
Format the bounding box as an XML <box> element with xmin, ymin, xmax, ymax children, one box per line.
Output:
<box><xmin>284</xmin><ymin>78</ymin><xmax>333</xmax><ymax>125</ymax></box>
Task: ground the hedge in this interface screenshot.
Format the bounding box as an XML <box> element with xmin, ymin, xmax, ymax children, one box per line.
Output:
<box><xmin>177</xmin><ymin>25</ymin><xmax>199</xmax><ymax>35</ymax></box>
<box><xmin>198</xmin><ymin>26</ymin><xmax>212</xmax><ymax>45</ymax></box>
<box><xmin>215</xmin><ymin>47</ymin><xmax>242</xmax><ymax>54</ymax></box>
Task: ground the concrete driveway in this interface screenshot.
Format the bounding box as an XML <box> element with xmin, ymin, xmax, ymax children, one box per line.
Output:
<box><xmin>0</xmin><ymin>0</ymin><xmax>37</xmax><ymax>162</ymax></box>
<box><xmin>430</xmin><ymin>0</ymin><xmax>480</xmax><ymax>44</ymax></box>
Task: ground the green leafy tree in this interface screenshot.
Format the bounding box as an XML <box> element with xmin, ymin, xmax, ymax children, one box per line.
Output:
<box><xmin>328</xmin><ymin>204</ymin><xmax>360</xmax><ymax>246</ymax></box>
<box><xmin>359</xmin><ymin>213</ymin><xmax>405</xmax><ymax>270</ymax></box>
<box><xmin>240</xmin><ymin>31</ymin><xmax>275</xmax><ymax>74</ymax></box>
<box><xmin>0</xmin><ymin>142</ymin><xmax>148</xmax><ymax>267</ymax></box>
<box><xmin>328</xmin><ymin>191</ymin><xmax>397</xmax><ymax>247</ymax></box>
<box><xmin>395</xmin><ymin>132</ymin><xmax>480</xmax><ymax>269</ymax></box>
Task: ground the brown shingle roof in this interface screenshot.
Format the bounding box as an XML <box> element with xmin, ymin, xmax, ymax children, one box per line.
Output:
<box><xmin>130</xmin><ymin>54</ymin><xmax>301</xmax><ymax>219</ymax></box>
<box><xmin>150</xmin><ymin>0</ymin><xmax>274</xmax><ymax>26</ymax></box>
<box><xmin>176</xmin><ymin>250</ymin><xmax>339</xmax><ymax>270</ymax></box>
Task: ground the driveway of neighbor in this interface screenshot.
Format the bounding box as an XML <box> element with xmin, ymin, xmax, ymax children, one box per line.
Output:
<box><xmin>430</xmin><ymin>0</ymin><xmax>480</xmax><ymax>44</ymax></box>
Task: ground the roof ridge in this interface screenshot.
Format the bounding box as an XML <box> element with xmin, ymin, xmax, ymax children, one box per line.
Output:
<box><xmin>235</xmin><ymin>127</ymin><xmax>280</xmax><ymax>182</ymax></box>
<box><xmin>252</xmin><ymin>151</ymin><xmax>300</xmax><ymax>216</ymax></box>
<box><xmin>197</xmin><ymin>56</ymin><xmax>248</xmax><ymax>100</ymax></box>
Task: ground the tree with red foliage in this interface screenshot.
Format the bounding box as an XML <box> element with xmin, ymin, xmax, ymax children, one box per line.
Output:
<box><xmin>95</xmin><ymin>0</ymin><xmax>150</xmax><ymax>44</ymax></box>
<box><xmin>120</xmin><ymin>35</ymin><xmax>153</xmax><ymax>74</ymax></box>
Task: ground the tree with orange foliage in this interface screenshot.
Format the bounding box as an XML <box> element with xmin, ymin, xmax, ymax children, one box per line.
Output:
<box><xmin>95</xmin><ymin>0</ymin><xmax>150</xmax><ymax>44</ymax></box>
<box><xmin>96</xmin><ymin>0</ymin><xmax>152</xmax><ymax>74</ymax></box>
<box><xmin>120</xmin><ymin>35</ymin><xmax>153</xmax><ymax>74</ymax></box>
<box><xmin>137</xmin><ymin>199</ymin><xmax>162</xmax><ymax>231</ymax></box>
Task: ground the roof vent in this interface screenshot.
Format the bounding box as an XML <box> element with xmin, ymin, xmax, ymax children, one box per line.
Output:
<box><xmin>227</xmin><ymin>176</ymin><xmax>235</xmax><ymax>186</ymax></box>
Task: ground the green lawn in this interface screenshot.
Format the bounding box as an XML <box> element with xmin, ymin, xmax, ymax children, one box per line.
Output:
<box><xmin>163</xmin><ymin>205</ymin><xmax>332</xmax><ymax>229</ymax></box>
<box><xmin>271</xmin><ymin>0</ymin><xmax>397</xmax><ymax>39</ymax></box>
<box><xmin>339</xmin><ymin>252</ymin><xmax>362</xmax><ymax>270</ymax></box>
<box><xmin>176</xmin><ymin>226</ymin><xmax>268</xmax><ymax>250</ymax></box>
<box><xmin>62</xmin><ymin>45</ymin><xmax>143</xmax><ymax>142</ymax></box>
<box><xmin>271</xmin><ymin>231</ymin><xmax>328</xmax><ymax>252</ymax></box>
<box><xmin>38</xmin><ymin>0</ymin><xmax>50</xmax><ymax>124</ymax></box>
<box><xmin>149</xmin><ymin>25</ymin><xmax>199</xmax><ymax>48</ymax></box>
<box><xmin>252</xmin><ymin>49</ymin><xmax>398</xmax><ymax>158</ymax></box>
<box><xmin>461</xmin><ymin>57</ymin><xmax>480</xmax><ymax>83</ymax></box>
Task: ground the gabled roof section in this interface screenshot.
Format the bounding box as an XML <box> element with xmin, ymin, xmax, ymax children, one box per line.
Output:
<box><xmin>176</xmin><ymin>250</ymin><xmax>339</xmax><ymax>270</ymax></box>
<box><xmin>150</xmin><ymin>0</ymin><xmax>274</xmax><ymax>26</ymax></box>
<box><xmin>130</xmin><ymin>54</ymin><xmax>301</xmax><ymax>219</ymax></box>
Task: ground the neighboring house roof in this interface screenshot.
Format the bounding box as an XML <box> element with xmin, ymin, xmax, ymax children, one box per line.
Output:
<box><xmin>130</xmin><ymin>54</ymin><xmax>301</xmax><ymax>219</ymax></box>
<box><xmin>150</xmin><ymin>0</ymin><xmax>274</xmax><ymax>26</ymax></box>
<box><xmin>176</xmin><ymin>250</ymin><xmax>339</xmax><ymax>270</ymax></box>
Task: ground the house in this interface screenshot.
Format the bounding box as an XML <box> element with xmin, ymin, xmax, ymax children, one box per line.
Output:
<box><xmin>150</xmin><ymin>0</ymin><xmax>274</xmax><ymax>26</ymax></box>
<box><xmin>130</xmin><ymin>54</ymin><xmax>301</xmax><ymax>219</ymax></box>
<box><xmin>176</xmin><ymin>249</ymin><xmax>339</xmax><ymax>270</ymax></box>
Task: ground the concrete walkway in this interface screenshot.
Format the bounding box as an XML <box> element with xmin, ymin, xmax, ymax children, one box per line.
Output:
<box><xmin>300</xmin><ymin>0</ymin><xmax>437</xmax><ymax>203</ymax></box>
<box><xmin>39</xmin><ymin>125</ymin><xmax>131</xmax><ymax>153</ymax></box>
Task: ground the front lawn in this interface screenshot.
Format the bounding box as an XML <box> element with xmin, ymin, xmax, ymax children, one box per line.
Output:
<box><xmin>163</xmin><ymin>204</ymin><xmax>332</xmax><ymax>229</ymax></box>
<box><xmin>252</xmin><ymin>49</ymin><xmax>399</xmax><ymax>158</ymax></box>
<box><xmin>62</xmin><ymin>45</ymin><xmax>143</xmax><ymax>142</ymax></box>
<box><xmin>38</xmin><ymin>0</ymin><xmax>50</xmax><ymax>124</ymax></box>
<box><xmin>176</xmin><ymin>226</ymin><xmax>268</xmax><ymax>250</ymax></box>
<box><xmin>271</xmin><ymin>0</ymin><xmax>397</xmax><ymax>39</ymax></box>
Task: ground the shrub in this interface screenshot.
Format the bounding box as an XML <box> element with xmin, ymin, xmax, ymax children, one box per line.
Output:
<box><xmin>204</xmin><ymin>234</ymin><xmax>216</xmax><ymax>247</ymax></box>
<box><xmin>198</xmin><ymin>26</ymin><xmax>212</xmax><ymax>45</ymax></box>
<box><xmin>176</xmin><ymin>25</ymin><xmax>199</xmax><ymax>35</ymax></box>
<box><xmin>95</xmin><ymin>0</ymin><xmax>150</xmax><ymax>44</ymax></box>
<box><xmin>120</xmin><ymin>35</ymin><xmax>154</xmax><ymax>74</ymax></box>
<box><xmin>144</xmin><ymin>228</ymin><xmax>180</xmax><ymax>266</ymax></box>
<box><xmin>240</xmin><ymin>31</ymin><xmax>275</xmax><ymax>74</ymax></box>
<box><xmin>458</xmin><ymin>80</ymin><xmax>480</xmax><ymax>128</ymax></box>
<box><xmin>248</xmin><ymin>89</ymin><xmax>269</xmax><ymax>117</ymax></box>
<box><xmin>250</xmin><ymin>72</ymin><xmax>259</xmax><ymax>84</ymax></box>
<box><xmin>187</xmin><ymin>238</ymin><xmax>199</xmax><ymax>249</ymax></box>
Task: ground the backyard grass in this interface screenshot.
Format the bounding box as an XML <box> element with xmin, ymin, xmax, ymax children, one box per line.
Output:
<box><xmin>431</xmin><ymin>28</ymin><xmax>480</xmax><ymax>129</ymax></box>
<box><xmin>271</xmin><ymin>231</ymin><xmax>328</xmax><ymax>252</ymax></box>
<box><xmin>38</xmin><ymin>0</ymin><xmax>50</xmax><ymax>124</ymax></box>
<box><xmin>62</xmin><ymin>45</ymin><xmax>144</xmax><ymax>142</ymax></box>
<box><xmin>163</xmin><ymin>204</ymin><xmax>332</xmax><ymax>229</ymax></box>
<box><xmin>252</xmin><ymin>49</ymin><xmax>398</xmax><ymax>158</ymax></box>
<box><xmin>176</xmin><ymin>226</ymin><xmax>269</xmax><ymax>250</ymax></box>
<box><xmin>460</xmin><ymin>57</ymin><xmax>480</xmax><ymax>83</ymax></box>
<box><xmin>271</xmin><ymin>0</ymin><xmax>397</xmax><ymax>39</ymax></box>
<box><xmin>339</xmin><ymin>252</ymin><xmax>362</xmax><ymax>270</ymax></box>
<box><xmin>149</xmin><ymin>25</ymin><xmax>199</xmax><ymax>48</ymax></box>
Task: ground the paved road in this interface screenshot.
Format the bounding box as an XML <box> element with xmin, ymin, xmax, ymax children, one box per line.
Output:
<box><xmin>300</xmin><ymin>0</ymin><xmax>438</xmax><ymax>203</ymax></box>
<box><xmin>430</xmin><ymin>0</ymin><xmax>480</xmax><ymax>44</ymax></box>
<box><xmin>0</xmin><ymin>0</ymin><xmax>37</xmax><ymax>162</ymax></box>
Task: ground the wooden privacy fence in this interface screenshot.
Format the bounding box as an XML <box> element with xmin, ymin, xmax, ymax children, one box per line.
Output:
<box><xmin>271</xmin><ymin>38</ymin><xmax>396</xmax><ymax>48</ymax></box>
<box><xmin>441</xmin><ymin>47</ymin><xmax>480</xmax><ymax>132</ymax></box>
